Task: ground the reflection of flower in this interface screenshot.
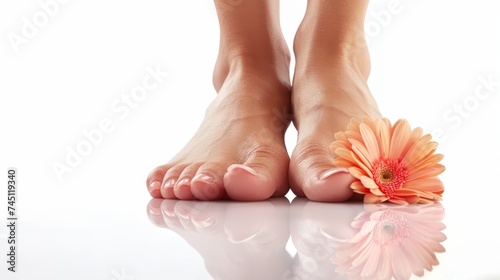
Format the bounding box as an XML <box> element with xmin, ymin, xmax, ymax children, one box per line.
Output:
<box><xmin>330</xmin><ymin>118</ymin><xmax>445</xmax><ymax>204</ymax></box>
<box><xmin>331</xmin><ymin>203</ymin><xmax>446</xmax><ymax>280</ymax></box>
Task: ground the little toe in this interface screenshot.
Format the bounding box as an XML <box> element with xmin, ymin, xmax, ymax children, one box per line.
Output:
<box><xmin>146</xmin><ymin>165</ymin><xmax>171</xmax><ymax>198</ymax></box>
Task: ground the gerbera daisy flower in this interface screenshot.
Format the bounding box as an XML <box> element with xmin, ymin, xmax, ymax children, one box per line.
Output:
<box><xmin>330</xmin><ymin>118</ymin><xmax>445</xmax><ymax>204</ymax></box>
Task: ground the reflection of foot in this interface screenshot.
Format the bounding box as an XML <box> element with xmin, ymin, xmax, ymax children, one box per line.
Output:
<box><xmin>146</xmin><ymin>46</ymin><xmax>291</xmax><ymax>201</ymax></box>
<box><xmin>289</xmin><ymin>8</ymin><xmax>382</xmax><ymax>202</ymax></box>
<box><xmin>288</xmin><ymin>198</ymin><xmax>364</xmax><ymax>279</ymax></box>
<box><xmin>146</xmin><ymin>198</ymin><xmax>292</xmax><ymax>280</ymax></box>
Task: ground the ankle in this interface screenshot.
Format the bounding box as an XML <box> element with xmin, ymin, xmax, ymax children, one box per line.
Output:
<box><xmin>293</xmin><ymin>24</ymin><xmax>371</xmax><ymax>79</ymax></box>
<box><xmin>213</xmin><ymin>41</ymin><xmax>291</xmax><ymax>92</ymax></box>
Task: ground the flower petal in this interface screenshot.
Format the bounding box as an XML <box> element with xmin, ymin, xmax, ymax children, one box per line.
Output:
<box><xmin>401</xmin><ymin>127</ymin><xmax>423</xmax><ymax>160</ymax></box>
<box><xmin>361</xmin><ymin>176</ymin><xmax>380</xmax><ymax>190</ymax></box>
<box><xmin>351</xmin><ymin>151</ymin><xmax>374</xmax><ymax>178</ymax></box>
<box><xmin>403</xmin><ymin>177</ymin><xmax>444</xmax><ymax>193</ymax></box>
<box><xmin>364</xmin><ymin>193</ymin><xmax>388</xmax><ymax>203</ymax></box>
<box><xmin>350</xmin><ymin>139</ymin><xmax>374</xmax><ymax>168</ymax></box>
<box><xmin>407</xmin><ymin>164</ymin><xmax>445</xmax><ymax>182</ymax></box>
<box><xmin>359</xmin><ymin>122</ymin><xmax>380</xmax><ymax>160</ymax></box>
<box><xmin>377</xmin><ymin>119</ymin><xmax>391</xmax><ymax>158</ymax></box>
<box><xmin>389</xmin><ymin>119</ymin><xmax>411</xmax><ymax>160</ymax></box>
<box><xmin>348</xmin><ymin>167</ymin><xmax>368</xmax><ymax>179</ymax></box>
<box><xmin>351</xmin><ymin>181</ymin><xmax>370</xmax><ymax>194</ymax></box>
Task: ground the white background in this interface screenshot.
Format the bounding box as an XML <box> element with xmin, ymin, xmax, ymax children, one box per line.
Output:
<box><xmin>1</xmin><ymin>0</ymin><xmax>500</xmax><ymax>279</ymax></box>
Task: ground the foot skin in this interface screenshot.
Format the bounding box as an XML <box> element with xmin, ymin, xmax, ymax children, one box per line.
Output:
<box><xmin>289</xmin><ymin>23</ymin><xmax>382</xmax><ymax>202</ymax></box>
<box><xmin>147</xmin><ymin>63</ymin><xmax>291</xmax><ymax>201</ymax></box>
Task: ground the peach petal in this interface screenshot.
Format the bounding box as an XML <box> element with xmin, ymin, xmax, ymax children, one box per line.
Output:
<box><xmin>394</xmin><ymin>189</ymin><xmax>419</xmax><ymax>196</ymax></box>
<box><xmin>333</xmin><ymin>158</ymin><xmax>357</xmax><ymax>168</ymax></box>
<box><xmin>334</xmin><ymin>131</ymin><xmax>349</xmax><ymax>142</ymax></box>
<box><xmin>410</xmin><ymin>153</ymin><xmax>445</xmax><ymax>174</ymax></box>
<box><xmin>364</xmin><ymin>193</ymin><xmax>388</xmax><ymax>203</ymax></box>
<box><xmin>348</xmin><ymin>167</ymin><xmax>368</xmax><ymax>179</ymax></box>
<box><xmin>407</xmin><ymin>164</ymin><xmax>446</xmax><ymax>181</ymax></box>
<box><xmin>377</xmin><ymin>119</ymin><xmax>391</xmax><ymax>158</ymax></box>
<box><xmin>361</xmin><ymin>176</ymin><xmax>380</xmax><ymax>190</ymax></box>
<box><xmin>335</xmin><ymin>147</ymin><xmax>356</xmax><ymax>162</ymax></box>
<box><xmin>359</xmin><ymin>123</ymin><xmax>380</xmax><ymax>160</ymax></box>
<box><xmin>403</xmin><ymin>177</ymin><xmax>444</xmax><ymax>192</ymax></box>
<box><xmin>402</xmin><ymin>134</ymin><xmax>434</xmax><ymax>167</ymax></box>
<box><xmin>351</xmin><ymin>181</ymin><xmax>370</xmax><ymax>194</ymax></box>
<box><xmin>350</xmin><ymin>140</ymin><xmax>374</xmax><ymax>168</ymax></box>
<box><xmin>370</xmin><ymin>187</ymin><xmax>385</xmax><ymax>196</ymax></box>
<box><xmin>389</xmin><ymin>119</ymin><xmax>411</xmax><ymax>160</ymax></box>
<box><xmin>401</xmin><ymin>127</ymin><xmax>424</xmax><ymax>160</ymax></box>
<box><xmin>346</xmin><ymin>130</ymin><xmax>363</xmax><ymax>141</ymax></box>
<box><xmin>330</xmin><ymin>141</ymin><xmax>348</xmax><ymax>153</ymax></box>
<box><xmin>351</xmin><ymin>151</ymin><xmax>373</xmax><ymax>178</ymax></box>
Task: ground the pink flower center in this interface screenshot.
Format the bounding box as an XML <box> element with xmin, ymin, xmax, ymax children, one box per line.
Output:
<box><xmin>373</xmin><ymin>159</ymin><xmax>408</xmax><ymax>197</ymax></box>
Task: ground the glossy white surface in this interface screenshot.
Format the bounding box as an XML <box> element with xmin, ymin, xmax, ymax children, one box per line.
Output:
<box><xmin>1</xmin><ymin>0</ymin><xmax>500</xmax><ymax>279</ymax></box>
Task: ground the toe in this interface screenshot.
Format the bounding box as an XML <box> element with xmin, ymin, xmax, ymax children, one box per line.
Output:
<box><xmin>147</xmin><ymin>165</ymin><xmax>172</xmax><ymax>198</ymax></box>
<box><xmin>161</xmin><ymin>178</ymin><xmax>176</xmax><ymax>199</ymax></box>
<box><xmin>224</xmin><ymin>147</ymin><xmax>289</xmax><ymax>201</ymax></box>
<box><xmin>162</xmin><ymin>164</ymin><xmax>189</xmax><ymax>199</ymax></box>
<box><xmin>174</xmin><ymin>163</ymin><xmax>203</xmax><ymax>200</ymax></box>
<box><xmin>303</xmin><ymin>168</ymin><xmax>356</xmax><ymax>202</ymax></box>
<box><xmin>191</xmin><ymin>162</ymin><xmax>226</xmax><ymax>200</ymax></box>
<box><xmin>290</xmin><ymin>143</ymin><xmax>355</xmax><ymax>202</ymax></box>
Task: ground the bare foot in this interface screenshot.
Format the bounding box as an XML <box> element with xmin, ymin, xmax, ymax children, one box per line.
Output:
<box><xmin>147</xmin><ymin>0</ymin><xmax>292</xmax><ymax>201</ymax></box>
<box><xmin>147</xmin><ymin>53</ymin><xmax>291</xmax><ymax>201</ymax></box>
<box><xmin>289</xmin><ymin>3</ymin><xmax>382</xmax><ymax>202</ymax></box>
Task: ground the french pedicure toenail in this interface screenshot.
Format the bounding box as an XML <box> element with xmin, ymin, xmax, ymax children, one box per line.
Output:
<box><xmin>149</xmin><ymin>181</ymin><xmax>161</xmax><ymax>191</ymax></box>
<box><xmin>163</xmin><ymin>178</ymin><xmax>176</xmax><ymax>190</ymax></box>
<box><xmin>227</xmin><ymin>164</ymin><xmax>258</xmax><ymax>176</ymax></box>
<box><xmin>175</xmin><ymin>178</ymin><xmax>191</xmax><ymax>190</ymax></box>
<box><xmin>319</xmin><ymin>168</ymin><xmax>349</xmax><ymax>180</ymax></box>
<box><xmin>192</xmin><ymin>174</ymin><xmax>215</xmax><ymax>185</ymax></box>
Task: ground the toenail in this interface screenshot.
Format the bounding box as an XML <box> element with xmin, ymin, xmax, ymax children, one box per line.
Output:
<box><xmin>227</xmin><ymin>164</ymin><xmax>258</xmax><ymax>176</ymax></box>
<box><xmin>192</xmin><ymin>174</ymin><xmax>215</xmax><ymax>184</ymax></box>
<box><xmin>163</xmin><ymin>178</ymin><xmax>176</xmax><ymax>189</ymax></box>
<box><xmin>319</xmin><ymin>168</ymin><xmax>349</xmax><ymax>180</ymax></box>
<box><xmin>147</xmin><ymin>181</ymin><xmax>162</xmax><ymax>197</ymax></box>
<box><xmin>149</xmin><ymin>181</ymin><xmax>160</xmax><ymax>191</ymax></box>
<box><xmin>175</xmin><ymin>178</ymin><xmax>191</xmax><ymax>190</ymax></box>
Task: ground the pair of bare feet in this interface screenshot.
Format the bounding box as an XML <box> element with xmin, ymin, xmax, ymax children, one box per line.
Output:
<box><xmin>146</xmin><ymin>0</ymin><xmax>382</xmax><ymax>202</ymax></box>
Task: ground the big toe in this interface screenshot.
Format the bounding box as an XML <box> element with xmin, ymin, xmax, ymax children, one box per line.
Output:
<box><xmin>224</xmin><ymin>149</ymin><xmax>289</xmax><ymax>201</ymax></box>
<box><xmin>291</xmin><ymin>145</ymin><xmax>356</xmax><ymax>202</ymax></box>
